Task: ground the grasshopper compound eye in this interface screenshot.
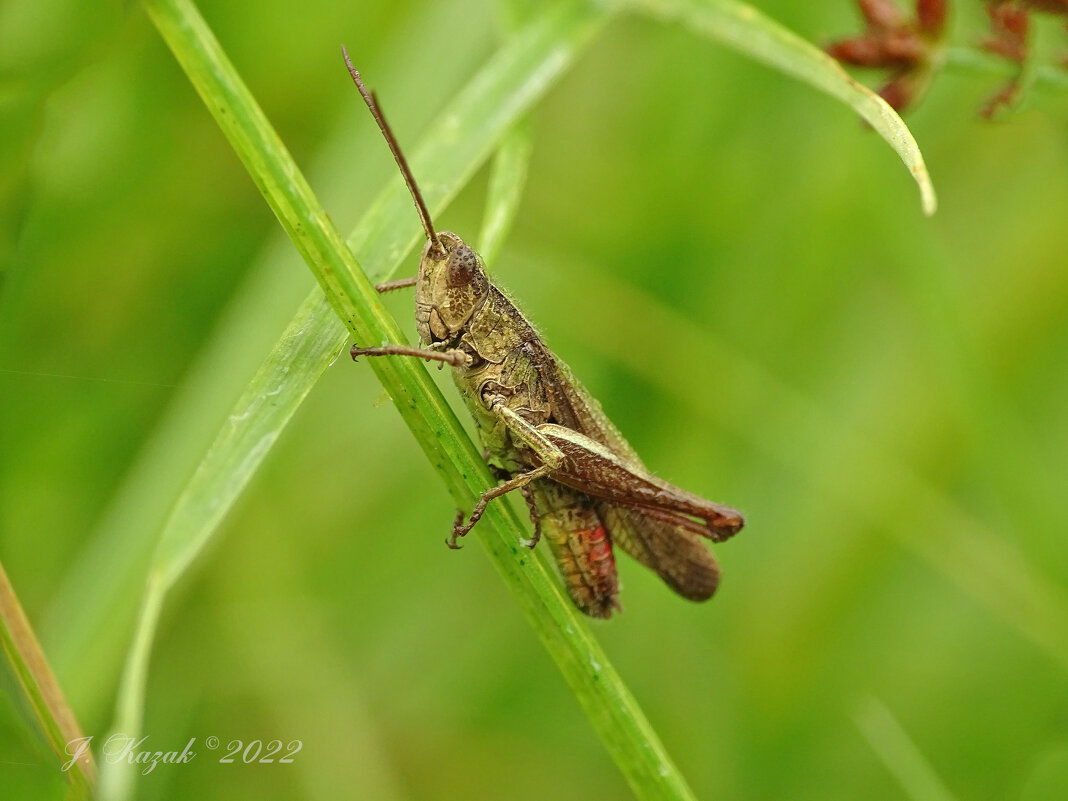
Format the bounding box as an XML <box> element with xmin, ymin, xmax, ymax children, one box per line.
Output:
<box><xmin>446</xmin><ymin>245</ymin><xmax>479</xmax><ymax>288</ymax></box>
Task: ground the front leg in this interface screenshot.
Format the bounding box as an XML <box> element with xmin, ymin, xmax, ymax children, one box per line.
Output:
<box><xmin>350</xmin><ymin>341</ymin><xmax>470</xmax><ymax>368</ymax></box>
<box><xmin>374</xmin><ymin>276</ymin><xmax>417</xmax><ymax>293</ymax></box>
<box><xmin>534</xmin><ymin>423</ymin><xmax>744</xmax><ymax>541</ymax></box>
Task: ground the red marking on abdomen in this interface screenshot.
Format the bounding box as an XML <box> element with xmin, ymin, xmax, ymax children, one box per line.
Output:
<box><xmin>566</xmin><ymin>524</ymin><xmax>618</xmax><ymax>618</ymax></box>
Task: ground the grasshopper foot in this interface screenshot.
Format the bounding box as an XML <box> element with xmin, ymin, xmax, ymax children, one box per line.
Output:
<box><xmin>447</xmin><ymin>508</ymin><xmax>470</xmax><ymax>550</ymax></box>
<box><xmin>448</xmin><ymin>500</ymin><xmax>488</xmax><ymax>548</ymax></box>
<box><xmin>447</xmin><ymin>464</ymin><xmax>551</xmax><ymax>549</ymax></box>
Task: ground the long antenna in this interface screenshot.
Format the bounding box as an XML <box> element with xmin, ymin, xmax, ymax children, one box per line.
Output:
<box><xmin>342</xmin><ymin>46</ymin><xmax>443</xmax><ymax>256</ymax></box>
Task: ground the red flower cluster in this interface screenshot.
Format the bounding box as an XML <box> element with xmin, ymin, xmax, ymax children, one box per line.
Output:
<box><xmin>982</xmin><ymin>2</ymin><xmax>1068</xmax><ymax>114</ymax></box>
<box><xmin>828</xmin><ymin>0</ymin><xmax>1068</xmax><ymax>116</ymax></box>
<box><xmin>826</xmin><ymin>0</ymin><xmax>947</xmax><ymax>112</ymax></box>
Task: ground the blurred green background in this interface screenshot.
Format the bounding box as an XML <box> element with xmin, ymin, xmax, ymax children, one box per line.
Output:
<box><xmin>2</xmin><ymin>1</ymin><xmax>1067</xmax><ymax>799</ymax></box>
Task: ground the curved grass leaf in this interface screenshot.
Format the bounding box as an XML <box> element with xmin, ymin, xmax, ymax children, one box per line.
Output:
<box><xmin>635</xmin><ymin>0</ymin><xmax>937</xmax><ymax>215</ymax></box>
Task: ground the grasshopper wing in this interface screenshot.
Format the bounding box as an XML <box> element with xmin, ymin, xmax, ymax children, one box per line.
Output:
<box><xmin>597</xmin><ymin>502</ymin><xmax>721</xmax><ymax>601</ymax></box>
<box><xmin>533</xmin><ymin>353</ymin><xmax>741</xmax><ymax>600</ymax></box>
<box><xmin>535</xmin><ymin>423</ymin><xmax>744</xmax><ymax>541</ymax></box>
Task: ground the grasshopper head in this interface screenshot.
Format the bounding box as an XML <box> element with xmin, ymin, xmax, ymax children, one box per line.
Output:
<box><xmin>416</xmin><ymin>231</ymin><xmax>490</xmax><ymax>345</ymax></box>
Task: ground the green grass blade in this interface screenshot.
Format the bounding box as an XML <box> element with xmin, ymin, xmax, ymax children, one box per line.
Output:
<box><xmin>635</xmin><ymin>0</ymin><xmax>937</xmax><ymax>215</ymax></box>
<box><xmin>478</xmin><ymin>120</ymin><xmax>534</xmax><ymax>264</ymax></box>
<box><xmin>0</xmin><ymin>561</ymin><xmax>93</xmax><ymax>797</ymax></box>
<box><xmin>479</xmin><ymin>0</ymin><xmax>535</xmax><ymax>264</ymax></box>
<box><xmin>104</xmin><ymin>1</ymin><xmax>698</xmax><ymax>800</ymax></box>
<box><xmin>855</xmin><ymin>697</ymin><xmax>959</xmax><ymax>801</ymax></box>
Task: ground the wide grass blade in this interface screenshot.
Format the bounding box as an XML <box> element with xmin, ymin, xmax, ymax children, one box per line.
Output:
<box><xmin>41</xmin><ymin>0</ymin><xmax>507</xmax><ymax>722</ymax></box>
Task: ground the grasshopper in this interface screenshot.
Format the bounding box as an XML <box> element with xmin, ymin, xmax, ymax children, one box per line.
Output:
<box><xmin>343</xmin><ymin>49</ymin><xmax>744</xmax><ymax>618</ymax></box>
